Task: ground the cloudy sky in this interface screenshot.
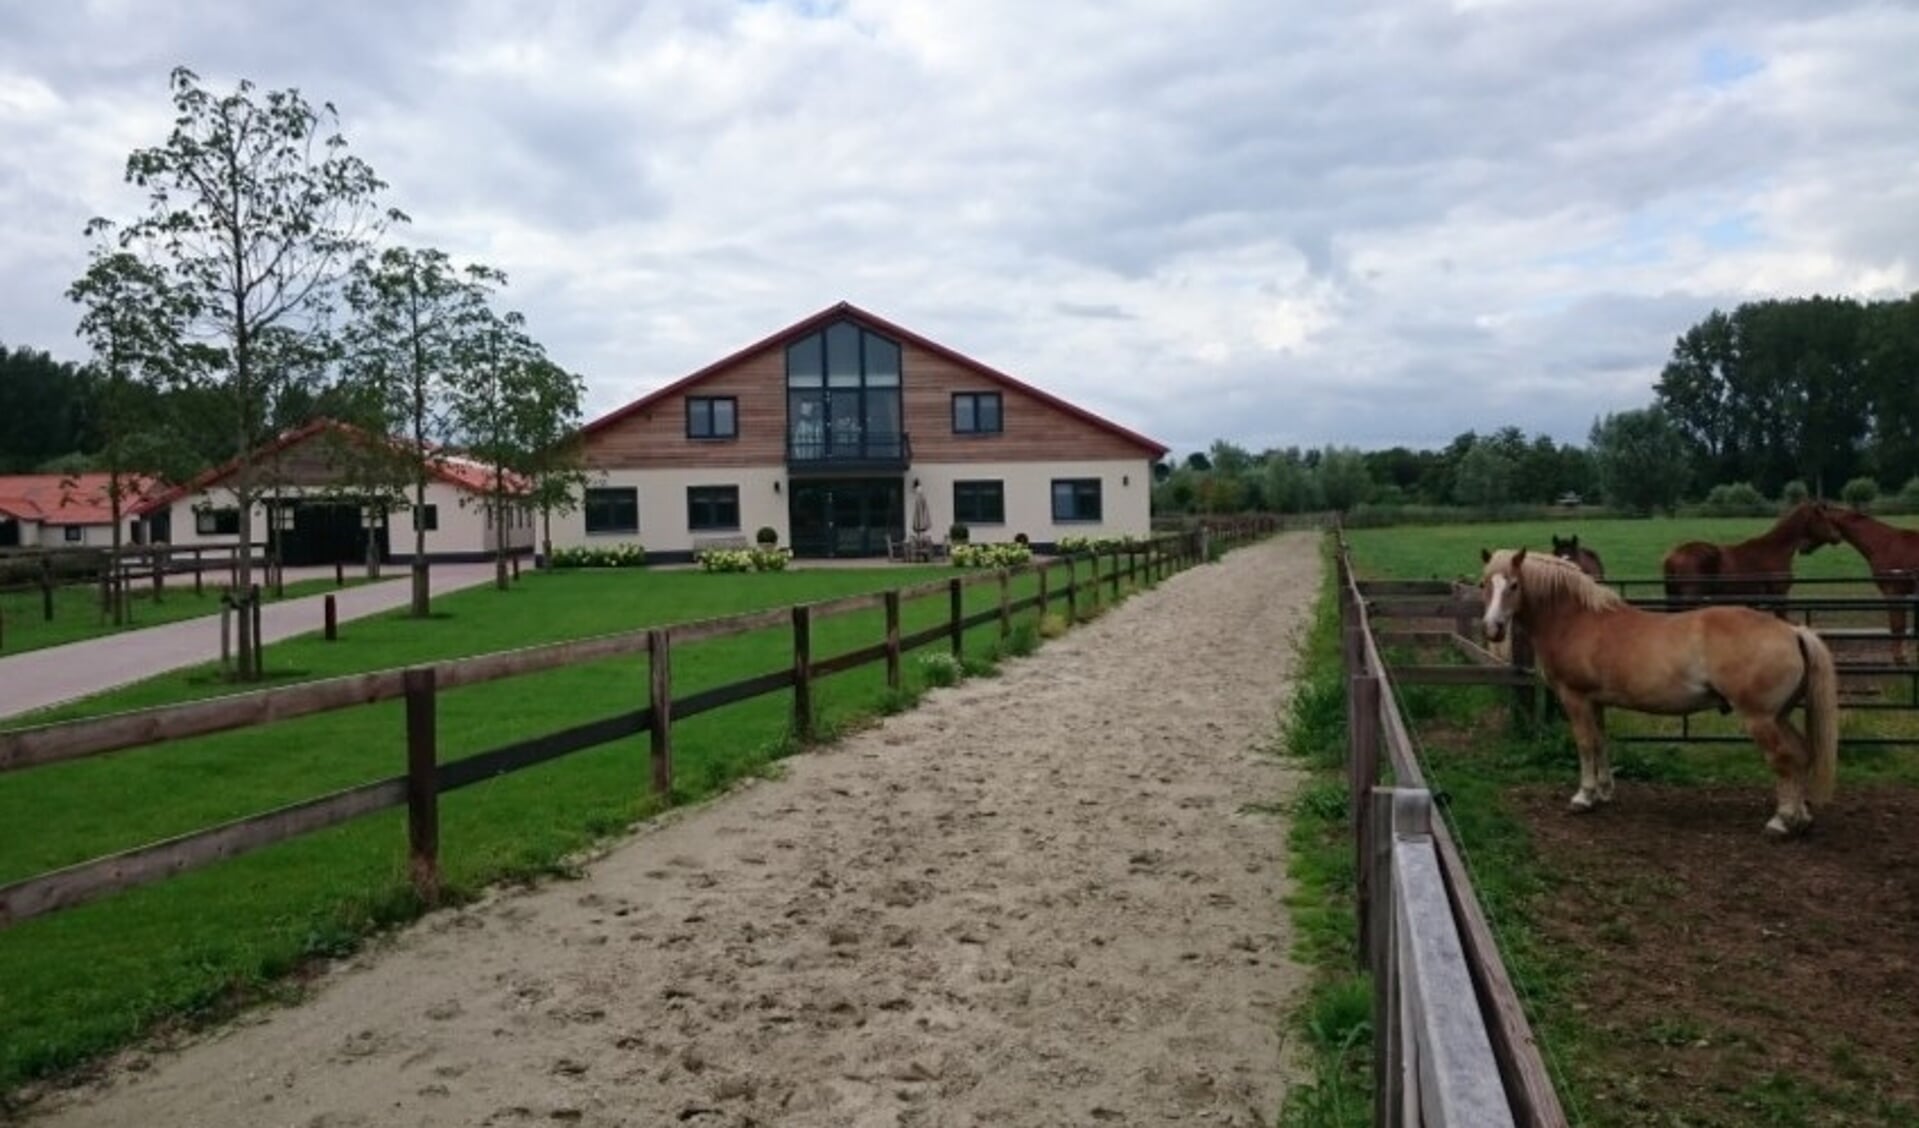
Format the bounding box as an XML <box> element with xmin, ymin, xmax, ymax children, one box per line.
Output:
<box><xmin>2</xmin><ymin>0</ymin><xmax>1915</xmax><ymax>457</ymax></box>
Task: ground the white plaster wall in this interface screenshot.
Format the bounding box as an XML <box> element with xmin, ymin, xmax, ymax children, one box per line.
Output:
<box><xmin>155</xmin><ymin>483</ymin><xmax>529</xmax><ymax>559</ymax></box>
<box><xmin>551</xmin><ymin>466</ymin><xmax>786</xmax><ymax>554</ymax></box>
<box><xmin>907</xmin><ymin>458</ymin><xmax>1154</xmax><ymax>545</ymax></box>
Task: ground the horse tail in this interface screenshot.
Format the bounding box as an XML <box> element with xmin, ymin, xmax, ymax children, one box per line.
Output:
<box><xmin>1795</xmin><ymin>627</ymin><xmax>1840</xmax><ymax>804</ymax></box>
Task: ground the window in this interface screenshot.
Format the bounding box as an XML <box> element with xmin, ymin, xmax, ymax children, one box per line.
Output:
<box><xmin>583</xmin><ymin>487</ymin><xmax>639</xmax><ymax>535</ymax></box>
<box><xmin>953</xmin><ymin>480</ymin><xmax>1005</xmax><ymax>525</ymax></box>
<box><xmin>412</xmin><ymin>504</ymin><xmax>439</xmax><ymax>531</ymax></box>
<box><xmin>195</xmin><ymin>507</ymin><xmax>240</xmax><ymax>536</ymax></box>
<box><xmin>1051</xmin><ymin>478</ymin><xmax>1103</xmax><ymax>523</ymax></box>
<box><xmin>63</xmin><ymin>525</ymin><xmax>83</xmax><ymax>543</ymax></box>
<box><xmin>687</xmin><ymin>396</ymin><xmax>738</xmax><ymax>440</ymax></box>
<box><xmin>687</xmin><ymin>485</ymin><xmax>741</xmax><ymax>531</ymax></box>
<box><xmin>952</xmin><ymin>392</ymin><xmax>1003</xmax><ymax>435</ymax></box>
<box><xmin>785</xmin><ymin>321</ymin><xmax>904</xmax><ymax>461</ymax></box>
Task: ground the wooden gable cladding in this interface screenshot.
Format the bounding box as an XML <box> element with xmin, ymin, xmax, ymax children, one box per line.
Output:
<box><xmin>901</xmin><ymin>341</ymin><xmax>1148</xmax><ymax>463</ymax></box>
<box><xmin>250</xmin><ymin>430</ymin><xmax>365</xmax><ymax>487</ymax></box>
<box><xmin>582</xmin><ymin>350</ymin><xmax>784</xmax><ymax>470</ymax></box>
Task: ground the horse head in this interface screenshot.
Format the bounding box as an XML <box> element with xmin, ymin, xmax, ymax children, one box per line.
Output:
<box><xmin>1478</xmin><ymin>546</ymin><xmax>1527</xmax><ymax>643</ymax></box>
<box><xmin>1551</xmin><ymin>534</ymin><xmax>1580</xmax><ymax>559</ymax></box>
<box><xmin>1795</xmin><ymin>501</ymin><xmax>1843</xmax><ymax>555</ymax></box>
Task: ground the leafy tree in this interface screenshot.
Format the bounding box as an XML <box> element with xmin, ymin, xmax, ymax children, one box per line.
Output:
<box><xmin>516</xmin><ymin>358</ymin><xmax>588</xmax><ymax>568</ymax></box>
<box><xmin>1840</xmin><ymin>476</ymin><xmax>1879</xmax><ymax>509</ymax></box>
<box><xmin>1780</xmin><ymin>479</ymin><xmax>1810</xmax><ymax>505</ymax></box>
<box><xmin>1452</xmin><ymin>443</ymin><xmax>1516</xmax><ymax>510</ymax></box>
<box><xmin>99</xmin><ymin>66</ymin><xmax>399</xmax><ymax>677</ymax></box>
<box><xmin>343</xmin><ymin>245</ymin><xmax>500</xmax><ymax>611</ymax></box>
<box><xmin>1263</xmin><ymin>453</ymin><xmax>1321</xmax><ymax>513</ymax></box>
<box><xmin>0</xmin><ymin>345</ymin><xmax>90</xmax><ymax>472</ymax></box>
<box><xmin>1315</xmin><ymin>446</ymin><xmax>1373</xmax><ymax>512</ymax></box>
<box><xmin>1183</xmin><ymin>451</ymin><xmax>1212</xmax><ymax>472</ymax></box>
<box><xmin>1589</xmin><ymin>408</ymin><xmax>1689</xmax><ymax>514</ymax></box>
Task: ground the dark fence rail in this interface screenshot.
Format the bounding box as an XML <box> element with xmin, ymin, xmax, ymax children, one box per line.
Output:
<box><xmin>0</xmin><ymin>519</ymin><xmax>1286</xmax><ymax>930</ymax></box>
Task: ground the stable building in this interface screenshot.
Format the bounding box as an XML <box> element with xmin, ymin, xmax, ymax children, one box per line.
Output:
<box><xmin>132</xmin><ymin>419</ymin><xmax>534</xmax><ymax>565</ymax></box>
<box><xmin>563</xmin><ymin>302</ymin><xmax>1168</xmax><ymax>561</ymax></box>
<box><xmin>0</xmin><ymin>474</ymin><xmax>161</xmax><ymax>548</ymax></box>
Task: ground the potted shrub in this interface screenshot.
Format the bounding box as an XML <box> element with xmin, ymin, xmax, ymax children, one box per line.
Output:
<box><xmin>755</xmin><ymin>525</ymin><xmax>779</xmax><ymax>547</ymax></box>
<box><xmin>948</xmin><ymin>523</ymin><xmax>971</xmax><ymax>545</ymax></box>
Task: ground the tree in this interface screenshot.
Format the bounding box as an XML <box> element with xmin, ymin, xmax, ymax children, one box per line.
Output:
<box><xmin>343</xmin><ymin>245</ymin><xmax>500</xmax><ymax>612</ymax></box>
<box><xmin>515</xmin><ymin>358</ymin><xmax>588</xmax><ymax>568</ymax></box>
<box><xmin>66</xmin><ymin>236</ymin><xmax>197</xmax><ymax>622</ymax></box>
<box><xmin>0</xmin><ymin>345</ymin><xmax>91</xmax><ymax>472</ymax></box>
<box><xmin>448</xmin><ymin>305</ymin><xmax>547</xmax><ymax>590</ymax></box>
<box><xmin>1452</xmin><ymin>443</ymin><xmax>1516</xmax><ymax>510</ymax></box>
<box><xmin>1589</xmin><ymin>408</ymin><xmax>1689</xmax><ymax>514</ymax></box>
<box><xmin>101</xmin><ymin>67</ymin><xmax>399</xmax><ymax>677</ymax></box>
<box><xmin>1263</xmin><ymin>451</ymin><xmax>1322</xmax><ymax>513</ymax></box>
<box><xmin>1315</xmin><ymin>446</ymin><xmax>1373</xmax><ymax>512</ymax></box>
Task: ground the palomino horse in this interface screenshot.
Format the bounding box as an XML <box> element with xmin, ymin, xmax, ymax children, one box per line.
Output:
<box><xmin>1481</xmin><ymin>548</ymin><xmax>1839</xmax><ymax>836</ymax></box>
<box><xmin>1826</xmin><ymin>505</ymin><xmax>1919</xmax><ymax>665</ymax></box>
<box><xmin>1661</xmin><ymin>501</ymin><xmax>1841</xmax><ymax>606</ymax></box>
<box><xmin>1549</xmin><ymin>534</ymin><xmax>1605</xmax><ymax>579</ymax></box>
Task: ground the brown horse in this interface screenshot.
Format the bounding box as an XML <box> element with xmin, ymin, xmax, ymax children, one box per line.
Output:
<box><xmin>1825</xmin><ymin>505</ymin><xmax>1919</xmax><ymax>665</ymax></box>
<box><xmin>1661</xmin><ymin>501</ymin><xmax>1841</xmax><ymax>606</ymax></box>
<box><xmin>1550</xmin><ymin>534</ymin><xmax>1605</xmax><ymax>579</ymax></box>
<box><xmin>1481</xmin><ymin>548</ymin><xmax>1839</xmax><ymax>836</ymax></box>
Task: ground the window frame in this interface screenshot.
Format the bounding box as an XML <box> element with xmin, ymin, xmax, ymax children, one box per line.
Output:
<box><xmin>952</xmin><ymin>480</ymin><xmax>1006</xmax><ymax>526</ymax></box>
<box><xmin>686</xmin><ymin>485</ymin><xmax>742</xmax><ymax>532</ymax></box>
<box><xmin>1050</xmin><ymin>478</ymin><xmax>1103</xmax><ymax>523</ymax></box>
<box><xmin>411</xmin><ymin>504</ymin><xmax>439</xmax><ymax>532</ymax></box>
<box><xmin>951</xmin><ymin>391</ymin><xmax>1004</xmax><ymax>435</ymax></box>
<box><xmin>686</xmin><ymin>396</ymin><xmax>739</xmax><ymax>440</ymax></box>
<box><xmin>194</xmin><ymin>507</ymin><xmax>241</xmax><ymax>536</ymax></box>
<box><xmin>582</xmin><ymin>487</ymin><xmax>639</xmax><ymax>536</ymax></box>
<box><xmin>63</xmin><ymin>525</ymin><xmax>83</xmax><ymax>543</ymax></box>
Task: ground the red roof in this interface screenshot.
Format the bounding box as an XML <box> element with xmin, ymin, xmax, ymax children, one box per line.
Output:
<box><xmin>579</xmin><ymin>301</ymin><xmax>1171</xmax><ymax>458</ymax></box>
<box><xmin>133</xmin><ymin>419</ymin><xmax>529</xmax><ymax>517</ymax></box>
<box><xmin>0</xmin><ymin>474</ymin><xmax>163</xmax><ymax>526</ymax></box>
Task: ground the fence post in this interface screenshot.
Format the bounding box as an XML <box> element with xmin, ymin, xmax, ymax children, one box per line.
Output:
<box><xmin>335</xmin><ymin>559</ymin><xmax>345</xmax><ymax>587</ymax></box>
<box><xmin>997</xmin><ymin>569</ymin><xmax>1011</xmax><ymax>638</ymax></box>
<box><xmin>649</xmin><ymin>628</ymin><xmax>674</xmax><ymax>796</ymax></box>
<box><xmin>0</xmin><ymin>607</ymin><xmax>5</xmax><ymax>650</ymax></box>
<box><xmin>948</xmin><ymin>577</ymin><xmax>964</xmax><ymax>657</ymax></box>
<box><xmin>1509</xmin><ymin>625</ymin><xmax>1537</xmax><ymax>732</ymax></box>
<box><xmin>250</xmin><ymin>585</ymin><xmax>264</xmax><ymax>679</ymax></box>
<box><xmin>321</xmin><ymin>593</ymin><xmax>337</xmax><ymax>641</ymax></box>
<box><xmin>220</xmin><ymin>596</ymin><xmax>232</xmax><ymax>673</ymax></box>
<box><xmin>511</xmin><ymin>554</ymin><xmax>521</xmax><ymax>582</ymax></box>
<box><xmin>1037</xmin><ymin>564</ymin><xmax>1050</xmax><ymax>619</ymax></box>
<box><xmin>792</xmin><ymin>606</ymin><xmax>814</xmax><ymax>742</ymax></box>
<box><xmin>883</xmin><ymin>590</ymin><xmax>902</xmax><ymax>690</ymax></box>
<box><xmin>193</xmin><ymin>556</ymin><xmax>203</xmax><ymax>596</ymax></box>
<box><xmin>40</xmin><ymin>556</ymin><xmax>53</xmax><ymax>622</ymax></box>
<box><xmin>1371</xmin><ymin>789</ymin><xmax>1399</xmax><ymax>1127</ymax></box>
<box><xmin>1109</xmin><ymin>547</ymin><xmax>1121</xmax><ymax>600</ymax></box>
<box><xmin>1350</xmin><ymin>674</ymin><xmax>1382</xmax><ymax>963</ymax></box>
<box><xmin>1453</xmin><ymin>581</ymin><xmax>1474</xmax><ymax>644</ymax></box>
<box><xmin>1066</xmin><ymin>556</ymin><xmax>1078</xmax><ymax>622</ymax></box>
<box><xmin>404</xmin><ymin>666</ymin><xmax>440</xmax><ymax>904</ymax></box>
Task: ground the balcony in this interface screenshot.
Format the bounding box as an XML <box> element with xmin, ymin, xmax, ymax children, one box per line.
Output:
<box><xmin>786</xmin><ymin>430</ymin><xmax>912</xmax><ymax>473</ymax></box>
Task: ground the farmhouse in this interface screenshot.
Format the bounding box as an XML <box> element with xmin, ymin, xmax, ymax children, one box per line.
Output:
<box><xmin>132</xmin><ymin>419</ymin><xmax>533</xmax><ymax>565</ymax></box>
<box><xmin>0</xmin><ymin>473</ymin><xmax>161</xmax><ymax>548</ymax></box>
<box><xmin>564</xmin><ymin>302</ymin><xmax>1169</xmax><ymax>561</ymax></box>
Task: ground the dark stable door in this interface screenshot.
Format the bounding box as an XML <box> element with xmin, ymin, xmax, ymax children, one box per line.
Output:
<box><xmin>788</xmin><ymin>480</ymin><xmax>903</xmax><ymax>558</ymax></box>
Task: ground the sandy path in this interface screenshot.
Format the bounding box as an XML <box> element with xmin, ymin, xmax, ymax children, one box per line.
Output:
<box><xmin>26</xmin><ymin>534</ymin><xmax>1322</xmax><ymax>1128</ymax></box>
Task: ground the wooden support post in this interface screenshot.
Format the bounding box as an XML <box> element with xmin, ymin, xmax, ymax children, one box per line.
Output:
<box><xmin>1350</xmin><ymin>674</ymin><xmax>1382</xmax><ymax>962</ymax></box>
<box><xmin>335</xmin><ymin>559</ymin><xmax>345</xmax><ymax>587</ymax></box>
<box><xmin>1037</xmin><ymin>565</ymin><xmax>1050</xmax><ymax>619</ymax></box>
<box><xmin>883</xmin><ymin>590</ymin><xmax>902</xmax><ymax>690</ymax></box>
<box><xmin>648</xmin><ymin>628</ymin><xmax>673</xmax><ymax>796</ymax></box>
<box><xmin>1453</xmin><ymin>581</ymin><xmax>1474</xmax><ymax>645</ymax></box>
<box><xmin>40</xmin><ymin>557</ymin><xmax>53</xmax><ymax>622</ymax></box>
<box><xmin>193</xmin><ymin>561</ymin><xmax>203</xmax><ymax>596</ymax></box>
<box><xmin>948</xmin><ymin>577</ymin><xmax>964</xmax><ymax>657</ymax></box>
<box><xmin>1370</xmin><ymin>787</ymin><xmax>1399</xmax><ymax>1128</ymax></box>
<box><xmin>792</xmin><ymin>605</ymin><xmax>814</xmax><ymax>741</ymax></box>
<box><xmin>152</xmin><ymin>556</ymin><xmax>163</xmax><ymax>603</ymax></box>
<box><xmin>324</xmin><ymin>594</ymin><xmax>337</xmax><ymax>641</ymax></box>
<box><xmin>1066</xmin><ymin>557</ymin><xmax>1078</xmax><ymax>622</ymax></box>
<box><xmin>404</xmin><ymin>666</ymin><xmax>440</xmax><ymax>904</ymax></box>
<box><xmin>1109</xmin><ymin>547</ymin><xmax>1121</xmax><ymax>600</ymax></box>
<box><xmin>997</xmin><ymin>570</ymin><xmax>1011</xmax><ymax>638</ymax></box>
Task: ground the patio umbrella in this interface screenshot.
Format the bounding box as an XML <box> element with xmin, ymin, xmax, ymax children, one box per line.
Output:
<box><xmin>911</xmin><ymin>485</ymin><xmax>932</xmax><ymax>537</ymax></box>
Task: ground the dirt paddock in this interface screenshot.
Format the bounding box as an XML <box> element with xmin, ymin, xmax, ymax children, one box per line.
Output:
<box><xmin>1514</xmin><ymin>782</ymin><xmax>1919</xmax><ymax>1124</ymax></box>
<box><xmin>21</xmin><ymin>535</ymin><xmax>1322</xmax><ymax>1128</ymax></box>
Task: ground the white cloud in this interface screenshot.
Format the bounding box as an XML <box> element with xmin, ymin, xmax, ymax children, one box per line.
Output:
<box><xmin>0</xmin><ymin>0</ymin><xmax>1913</xmax><ymax>459</ymax></box>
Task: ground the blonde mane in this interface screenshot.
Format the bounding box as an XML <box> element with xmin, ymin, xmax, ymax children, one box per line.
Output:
<box><xmin>1494</xmin><ymin>549</ymin><xmax>1626</xmax><ymax>613</ymax></box>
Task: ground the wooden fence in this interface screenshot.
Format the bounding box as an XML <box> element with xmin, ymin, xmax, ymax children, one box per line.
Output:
<box><xmin>1337</xmin><ymin>541</ymin><xmax>1566</xmax><ymax>1127</ymax></box>
<box><xmin>0</xmin><ymin>519</ymin><xmax>1283</xmax><ymax>930</ymax></box>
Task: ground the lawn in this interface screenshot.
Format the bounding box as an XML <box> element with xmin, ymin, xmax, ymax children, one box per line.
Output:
<box><xmin>0</xmin><ymin>554</ymin><xmax>1161</xmax><ymax>1097</ymax></box>
<box><xmin>0</xmin><ymin>574</ymin><xmax>378</xmax><ymax>656</ymax></box>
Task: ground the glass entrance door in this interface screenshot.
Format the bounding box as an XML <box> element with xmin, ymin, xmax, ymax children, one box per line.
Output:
<box><xmin>788</xmin><ymin>478</ymin><xmax>904</xmax><ymax>558</ymax></box>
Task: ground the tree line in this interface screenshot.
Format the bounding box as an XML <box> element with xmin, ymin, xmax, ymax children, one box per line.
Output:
<box><xmin>12</xmin><ymin>66</ymin><xmax>590</xmax><ymax>675</ymax></box>
<box><xmin>1154</xmin><ymin>292</ymin><xmax>1919</xmax><ymax>517</ymax></box>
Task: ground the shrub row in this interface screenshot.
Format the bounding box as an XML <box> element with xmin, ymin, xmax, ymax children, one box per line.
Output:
<box><xmin>548</xmin><ymin>543</ymin><xmax>646</xmax><ymax>568</ymax></box>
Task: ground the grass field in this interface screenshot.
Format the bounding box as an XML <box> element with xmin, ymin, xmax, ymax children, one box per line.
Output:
<box><xmin>1313</xmin><ymin>517</ymin><xmax>1919</xmax><ymax>1126</ymax></box>
<box><xmin>0</xmin><ymin>574</ymin><xmax>377</xmax><ymax>656</ymax></box>
<box><xmin>0</xmin><ymin>556</ymin><xmax>1163</xmax><ymax>1097</ymax></box>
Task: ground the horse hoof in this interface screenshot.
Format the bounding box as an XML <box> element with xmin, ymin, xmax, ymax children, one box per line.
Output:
<box><xmin>1764</xmin><ymin>817</ymin><xmax>1791</xmax><ymax>838</ymax></box>
<box><xmin>1569</xmin><ymin>793</ymin><xmax>1596</xmax><ymax>813</ymax></box>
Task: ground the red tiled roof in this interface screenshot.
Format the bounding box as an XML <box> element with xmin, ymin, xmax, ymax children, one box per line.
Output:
<box><xmin>0</xmin><ymin>474</ymin><xmax>163</xmax><ymax>526</ymax></box>
<box><xmin>132</xmin><ymin>419</ymin><xmax>530</xmax><ymax>517</ymax></box>
<box><xmin>579</xmin><ymin>301</ymin><xmax>1171</xmax><ymax>459</ymax></box>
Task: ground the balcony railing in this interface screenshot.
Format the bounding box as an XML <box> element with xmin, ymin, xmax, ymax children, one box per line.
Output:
<box><xmin>786</xmin><ymin>431</ymin><xmax>912</xmax><ymax>470</ymax></box>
